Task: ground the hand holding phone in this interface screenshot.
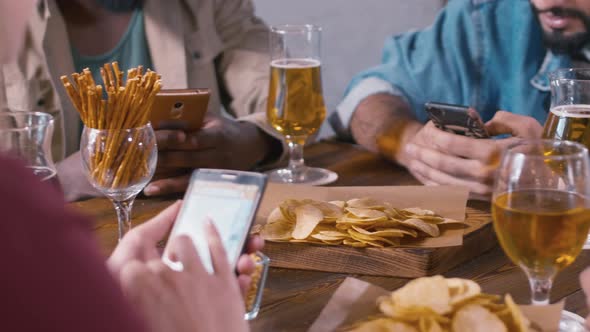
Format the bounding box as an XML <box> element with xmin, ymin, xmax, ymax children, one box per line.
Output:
<box><xmin>150</xmin><ymin>89</ymin><xmax>210</xmax><ymax>131</ymax></box>
<box><xmin>163</xmin><ymin>169</ymin><xmax>267</xmax><ymax>273</ymax></box>
<box><xmin>425</xmin><ymin>102</ymin><xmax>489</xmax><ymax>138</ymax></box>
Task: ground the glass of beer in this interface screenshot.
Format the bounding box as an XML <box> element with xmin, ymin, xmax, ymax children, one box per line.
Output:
<box><xmin>543</xmin><ymin>68</ymin><xmax>590</xmax><ymax>247</ymax></box>
<box><xmin>266</xmin><ymin>24</ymin><xmax>338</xmax><ymax>185</ymax></box>
<box><xmin>492</xmin><ymin>139</ymin><xmax>590</xmax><ymax>306</ymax></box>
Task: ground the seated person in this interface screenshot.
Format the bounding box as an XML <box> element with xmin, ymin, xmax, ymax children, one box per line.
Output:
<box><xmin>0</xmin><ymin>0</ymin><xmax>282</xmax><ymax>202</ymax></box>
<box><xmin>330</xmin><ymin>0</ymin><xmax>588</xmax><ymax>195</ymax></box>
<box><xmin>1</xmin><ymin>155</ymin><xmax>259</xmax><ymax>331</ymax></box>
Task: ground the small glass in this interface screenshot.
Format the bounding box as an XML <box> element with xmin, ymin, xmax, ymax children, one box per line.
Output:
<box><xmin>244</xmin><ymin>252</ymin><xmax>270</xmax><ymax>320</ymax></box>
<box><xmin>266</xmin><ymin>24</ymin><xmax>338</xmax><ymax>185</ymax></box>
<box><xmin>0</xmin><ymin>112</ymin><xmax>59</xmax><ymax>187</ymax></box>
<box><xmin>492</xmin><ymin>139</ymin><xmax>590</xmax><ymax>330</ymax></box>
<box><xmin>80</xmin><ymin>123</ymin><xmax>157</xmax><ymax>240</ymax></box>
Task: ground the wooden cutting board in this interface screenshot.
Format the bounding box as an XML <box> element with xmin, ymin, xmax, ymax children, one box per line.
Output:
<box><xmin>262</xmin><ymin>204</ymin><xmax>494</xmax><ymax>277</ymax></box>
<box><xmin>258</xmin><ymin>184</ymin><xmax>495</xmax><ymax>278</ymax></box>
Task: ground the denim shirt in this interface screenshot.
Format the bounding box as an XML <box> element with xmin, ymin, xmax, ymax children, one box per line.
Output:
<box><xmin>331</xmin><ymin>0</ymin><xmax>573</xmax><ymax>138</ymax></box>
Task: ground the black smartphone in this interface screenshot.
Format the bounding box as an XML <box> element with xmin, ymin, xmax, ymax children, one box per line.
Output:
<box><xmin>425</xmin><ymin>102</ymin><xmax>489</xmax><ymax>138</ymax></box>
<box><xmin>163</xmin><ymin>169</ymin><xmax>267</xmax><ymax>273</ymax></box>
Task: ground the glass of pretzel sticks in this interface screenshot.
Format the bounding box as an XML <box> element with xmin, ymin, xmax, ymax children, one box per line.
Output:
<box><xmin>61</xmin><ymin>62</ymin><xmax>160</xmax><ymax>240</ymax></box>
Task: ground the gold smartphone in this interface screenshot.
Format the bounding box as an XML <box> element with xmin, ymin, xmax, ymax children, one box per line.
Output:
<box><xmin>150</xmin><ymin>88</ymin><xmax>210</xmax><ymax>131</ymax></box>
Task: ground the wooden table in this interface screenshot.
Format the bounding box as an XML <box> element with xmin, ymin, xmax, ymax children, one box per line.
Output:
<box><xmin>73</xmin><ymin>140</ymin><xmax>590</xmax><ymax>331</ymax></box>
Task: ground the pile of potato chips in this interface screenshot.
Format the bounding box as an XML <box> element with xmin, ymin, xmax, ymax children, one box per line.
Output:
<box><xmin>348</xmin><ymin>276</ymin><xmax>529</xmax><ymax>332</ymax></box>
<box><xmin>253</xmin><ymin>198</ymin><xmax>464</xmax><ymax>248</ymax></box>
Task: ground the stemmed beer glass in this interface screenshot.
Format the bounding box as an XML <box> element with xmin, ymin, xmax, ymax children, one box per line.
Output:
<box><xmin>80</xmin><ymin>123</ymin><xmax>157</xmax><ymax>240</ymax></box>
<box><xmin>544</xmin><ymin>68</ymin><xmax>590</xmax><ymax>248</ymax></box>
<box><xmin>492</xmin><ymin>139</ymin><xmax>590</xmax><ymax>328</ymax></box>
<box><xmin>266</xmin><ymin>24</ymin><xmax>337</xmax><ymax>185</ymax></box>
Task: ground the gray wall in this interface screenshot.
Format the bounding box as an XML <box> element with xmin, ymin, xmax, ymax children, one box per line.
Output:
<box><xmin>252</xmin><ymin>0</ymin><xmax>445</xmax><ymax>137</ymax></box>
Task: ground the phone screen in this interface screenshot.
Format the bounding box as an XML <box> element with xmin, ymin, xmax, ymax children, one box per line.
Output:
<box><xmin>164</xmin><ymin>179</ymin><xmax>262</xmax><ymax>273</ymax></box>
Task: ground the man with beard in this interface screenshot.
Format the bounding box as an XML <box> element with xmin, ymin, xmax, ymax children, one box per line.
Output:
<box><xmin>0</xmin><ymin>0</ymin><xmax>281</xmax><ymax>201</ymax></box>
<box><xmin>331</xmin><ymin>0</ymin><xmax>587</xmax><ymax>196</ymax></box>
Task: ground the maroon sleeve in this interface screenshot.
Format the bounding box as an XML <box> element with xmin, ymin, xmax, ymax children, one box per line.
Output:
<box><xmin>0</xmin><ymin>156</ymin><xmax>147</xmax><ymax>332</ymax></box>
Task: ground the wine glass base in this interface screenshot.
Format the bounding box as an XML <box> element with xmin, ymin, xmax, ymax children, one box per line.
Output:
<box><xmin>267</xmin><ymin>167</ymin><xmax>338</xmax><ymax>186</ymax></box>
<box><xmin>559</xmin><ymin>310</ymin><xmax>585</xmax><ymax>331</ymax></box>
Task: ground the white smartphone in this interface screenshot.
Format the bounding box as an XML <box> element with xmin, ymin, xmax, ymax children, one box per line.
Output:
<box><xmin>163</xmin><ymin>169</ymin><xmax>267</xmax><ymax>273</ymax></box>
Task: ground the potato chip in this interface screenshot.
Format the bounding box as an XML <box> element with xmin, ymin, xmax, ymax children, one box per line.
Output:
<box><xmin>345</xmin><ymin>207</ymin><xmax>388</xmax><ymax>219</ymax></box>
<box><xmin>402</xmin><ymin>207</ymin><xmax>436</xmax><ymax>216</ymax></box>
<box><xmin>328</xmin><ymin>200</ymin><xmax>346</xmax><ymax>209</ymax></box>
<box><xmin>348</xmin><ymin>318</ymin><xmax>419</xmax><ymax>332</ymax></box>
<box><xmin>375</xmin><ymin>227</ymin><xmax>419</xmax><ymax>238</ymax></box>
<box><xmin>292</xmin><ymin>204</ymin><xmax>324</xmax><ymax>240</ymax></box>
<box><xmin>311</xmin><ymin>233</ymin><xmax>347</xmax><ymax>242</ymax></box>
<box><xmin>279</xmin><ymin>199</ymin><xmax>302</xmax><ymax>222</ymax></box>
<box><xmin>452</xmin><ymin>293</ymin><xmax>501</xmax><ymax>311</ymax></box>
<box><xmin>391</xmin><ymin>276</ymin><xmax>451</xmax><ymax>315</ymax></box>
<box><xmin>398</xmin><ymin>218</ymin><xmax>440</xmax><ymax>237</ymax></box>
<box><xmin>418</xmin><ymin>316</ymin><xmax>444</xmax><ymax>332</ymax></box>
<box><xmin>451</xmin><ymin>305</ymin><xmax>507</xmax><ymax>332</ymax></box>
<box><xmin>446</xmin><ymin>278</ymin><xmax>481</xmax><ymax>305</ymax></box>
<box><xmin>351</xmin><ymin>225</ymin><xmax>407</xmax><ymax>238</ymax></box>
<box><xmin>317</xmin><ymin>230</ymin><xmax>349</xmax><ymax>237</ymax></box>
<box><xmin>438</xmin><ymin>218</ymin><xmax>467</xmax><ymax>225</ymax></box>
<box><xmin>503</xmin><ymin>294</ymin><xmax>529</xmax><ymax>332</ymax></box>
<box><xmin>343</xmin><ymin>239</ymin><xmax>368</xmax><ymax>248</ymax></box>
<box><xmin>337</xmin><ymin>215</ymin><xmax>383</xmax><ymax>225</ymax></box>
<box><xmin>260</xmin><ymin>220</ymin><xmax>293</xmax><ymax>240</ymax></box>
<box><xmin>266</xmin><ymin>207</ymin><xmax>285</xmax><ymax>224</ymax></box>
<box><xmin>307</xmin><ymin>200</ymin><xmax>344</xmax><ymax>220</ymax></box>
<box><xmin>250</xmin><ymin>224</ymin><xmax>262</xmax><ymax>234</ymax></box>
<box><xmin>346</xmin><ymin>197</ymin><xmax>386</xmax><ymax>210</ymax></box>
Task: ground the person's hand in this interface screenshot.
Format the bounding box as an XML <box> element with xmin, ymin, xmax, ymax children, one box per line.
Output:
<box><xmin>108</xmin><ymin>200</ymin><xmax>265</xmax><ymax>296</ymax></box>
<box><xmin>400</xmin><ymin>111</ymin><xmax>542</xmax><ymax>195</ymax></box>
<box><xmin>107</xmin><ymin>201</ymin><xmax>182</xmax><ymax>279</ymax></box>
<box><xmin>144</xmin><ymin>114</ymin><xmax>275</xmax><ymax>196</ymax></box>
<box><xmin>580</xmin><ymin>268</ymin><xmax>590</xmax><ymax>329</ymax></box>
<box><xmin>120</xmin><ymin>222</ymin><xmax>249</xmax><ymax>332</ymax></box>
<box><xmin>56</xmin><ymin>151</ymin><xmax>101</xmax><ymax>202</ymax></box>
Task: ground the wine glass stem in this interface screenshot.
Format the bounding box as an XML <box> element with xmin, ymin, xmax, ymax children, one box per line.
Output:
<box><xmin>286</xmin><ymin>136</ymin><xmax>306</xmax><ymax>179</ymax></box>
<box><xmin>528</xmin><ymin>276</ymin><xmax>553</xmax><ymax>305</ymax></box>
<box><xmin>112</xmin><ymin>197</ymin><xmax>135</xmax><ymax>241</ymax></box>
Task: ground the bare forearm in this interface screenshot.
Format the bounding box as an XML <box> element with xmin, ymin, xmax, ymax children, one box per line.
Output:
<box><xmin>350</xmin><ymin>93</ymin><xmax>421</xmax><ymax>163</ymax></box>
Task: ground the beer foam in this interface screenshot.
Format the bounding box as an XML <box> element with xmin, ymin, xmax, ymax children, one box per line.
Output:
<box><xmin>271</xmin><ymin>58</ymin><xmax>321</xmax><ymax>68</ymax></box>
<box><xmin>550</xmin><ymin>105</ymin><xmax>590</xmax><ymax>118</ymax></box>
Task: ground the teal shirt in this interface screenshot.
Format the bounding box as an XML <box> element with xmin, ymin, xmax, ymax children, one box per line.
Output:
<box><xmin>71</xmin><ymin>7</ymin><xmax>154</xmax><ymax>87</ymax></box>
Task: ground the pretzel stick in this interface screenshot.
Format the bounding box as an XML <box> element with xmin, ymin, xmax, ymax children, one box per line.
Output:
<box><xmin>60</xmin><ymin>62</ymin><xmax>161</xmax><ymax>190</ymax></box>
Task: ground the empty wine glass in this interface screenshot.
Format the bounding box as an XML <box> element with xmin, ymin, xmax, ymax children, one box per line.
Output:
<box><xmin>80</xmin><ymin>123</ymin><xmax>157</xmax><ymax>240</ymax></box>
<box><xmin>0</xmin><ymin>112</ymin><xmax>58</xmax><ymax>186</ymax></box>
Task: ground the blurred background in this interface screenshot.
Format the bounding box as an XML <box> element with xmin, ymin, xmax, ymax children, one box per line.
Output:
<box><xmin>253</xmin><ymin>0</ymin><xmax>446</xmax><ymax>137</ymax></box>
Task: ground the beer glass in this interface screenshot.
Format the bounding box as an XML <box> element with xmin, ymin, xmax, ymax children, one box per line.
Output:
<box><xmin>492</xmin><ymin>140</ymin><xmax>590</xmax><ymax>325</ymax></box>
<box><xmin>266</xmin><ymin>25</ymin><xmax>338</xmax><ymax>185</ymax></box>
<box><xmin>544</xmin><ymin>68</ymin><xmax>590</xmax><ymax>248</ymax></box>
